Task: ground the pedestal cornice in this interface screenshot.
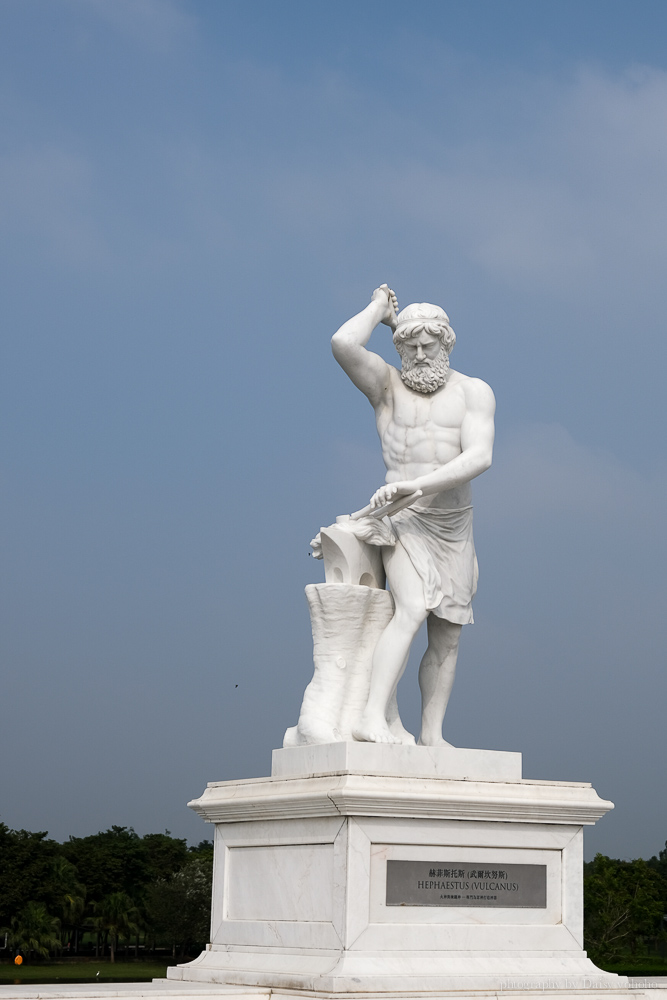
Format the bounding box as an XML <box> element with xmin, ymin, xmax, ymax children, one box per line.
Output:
<box><xmin>188</xmin><ymin>771</ymin><xmax>613</xmax><ymax>826</ymax></box>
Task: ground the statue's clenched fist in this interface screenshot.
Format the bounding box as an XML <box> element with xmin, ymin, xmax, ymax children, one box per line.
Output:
<box><xmin>371</xmin><ymin>283</ymin><xmax>399</xmax><ymax>330</ymax></box>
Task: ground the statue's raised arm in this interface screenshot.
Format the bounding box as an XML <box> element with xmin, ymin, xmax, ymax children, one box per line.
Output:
<box><xmin>330</xmin><ymin>284</ymin><xmax>398</xmax><ymax>405</ymax></box>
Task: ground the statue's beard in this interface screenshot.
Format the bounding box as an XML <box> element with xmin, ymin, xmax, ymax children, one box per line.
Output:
<box><xmin>400</xmin><ymin>348</ymin><xmax>450</xmax><ymax>393</ymax></box>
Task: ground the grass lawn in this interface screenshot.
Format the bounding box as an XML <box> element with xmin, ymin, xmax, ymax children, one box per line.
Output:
<box><xmin>2</xmin><ymin>957</ymin><xmax>666</xmax><ymax>986</ymax></box>
<box><xmin>0</xmin><ymin>960</ymin><xmax>177</xmax><ymax>984</ymax></box>
<box><xmin>596</xmin><ymin>955</ymin><xmax>667</xmax><ymax>977</ymax></box>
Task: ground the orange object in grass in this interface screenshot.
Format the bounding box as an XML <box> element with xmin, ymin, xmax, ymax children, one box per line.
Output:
<box><xmin>14</xmin><ymin>956</ymin><xmax>23</xmax><ymax>966</ymax></box>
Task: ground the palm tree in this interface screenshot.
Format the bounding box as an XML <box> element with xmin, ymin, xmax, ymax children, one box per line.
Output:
<box><xmin>6</xmin><ymin>902</ymin><xmax>60</xmax><ymax>960</ymax></box>
<box><xmin>50</xmin><ymin>856</ymin><xmax>86</xmax><ymax>953</ymax></box>
<box><xmin>93</xmin><ymin>892</ymin><xmax>139</xmax><ymax>963</ymax></box>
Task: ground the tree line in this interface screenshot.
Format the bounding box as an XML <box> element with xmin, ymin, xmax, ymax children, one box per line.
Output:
<box><xmin>584</xmin><ymin>844</ymin><xmax>667</xmax><ymax>966</ymax></box>
<box><xmin>0</xmin><ymin>824</ymin><xmax>212</xmax><ymax>962</ymax></box>
<box><xmin>2</xmin><ymin>822</ymin><xmax>667</xmax><ymax>968</ymax></box>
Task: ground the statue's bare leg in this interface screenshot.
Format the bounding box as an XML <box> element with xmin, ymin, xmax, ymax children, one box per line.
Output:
<box><xmin>386</xmin><ymin>685</ymin><xmax>416</xmax><ymax>745</ymax></box>
<box><xmin>353</xmin><ymin>541</ymin><xmax>427</xmax><ymax>744</ymax></box>
<box><xmin>417</xmin><ymin>615</ymin><xmax>462</xmax><ymax>746</ymax></box>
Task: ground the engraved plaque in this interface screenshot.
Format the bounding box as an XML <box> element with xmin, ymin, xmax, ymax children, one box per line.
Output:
<box><xmin>386</xmin><ymin>860</ymin><xmax>547</xmax><ymax>907</ymax></box>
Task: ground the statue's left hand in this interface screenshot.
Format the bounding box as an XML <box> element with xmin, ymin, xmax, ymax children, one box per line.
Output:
<box><xmin>369</xmin><ymin>481</ymin><xmax>419</xmax><ymax>510</ymax></box>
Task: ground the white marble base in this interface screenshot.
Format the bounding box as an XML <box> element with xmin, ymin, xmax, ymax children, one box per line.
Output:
<box><xmin>272</xmin><ymin>741</ymin><xmax>522</xmax><ymax>781</ymax></box>
<box><xmin>169</xmin><ymin>744</ymin><xmax>625</xmax><ymax>995</ymax></box>
<box><xmin>0</xmin><ymin>987</ymin><xmax>235</xmax><ymax>999</ymax></box>
<box><xmin>2</xmin><ymin>982</ymin><xmax>667</xmax><ymax>1000</ymax></box>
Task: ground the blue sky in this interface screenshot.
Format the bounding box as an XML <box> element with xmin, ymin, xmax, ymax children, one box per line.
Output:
<box><xmin>1</xmin><ymin>0</ymin><xmax>666</xmax><ymax>860</ymax></box>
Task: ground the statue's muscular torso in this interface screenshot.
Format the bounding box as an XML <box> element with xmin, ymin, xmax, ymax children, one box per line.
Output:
<box><xmin>374</xmin><ymin>367</ymin><xmax>474</xmax><ymax>510</ymax></box>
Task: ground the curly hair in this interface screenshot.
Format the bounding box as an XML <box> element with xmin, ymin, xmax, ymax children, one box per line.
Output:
<box><xmin>393</xmin><ymin>302</ymin><xmax>456</xmax><ymax>355</ymax></box>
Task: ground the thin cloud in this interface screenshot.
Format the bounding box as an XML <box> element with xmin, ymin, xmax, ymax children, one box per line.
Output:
<box><xmin>478</xmin><ymin>422</ymin><xmax>667</xmax><ymax>524</ymax></box>
<box><xmin>0</xmin><ymin>146</ymin><xmax>107</xmax><ymax>266</ymax></box>
<box><xmin>74</xmin><ymin>0</ymin><xmax>196</xmax><ymax>51</ymax></box>
<box><xmin>200</xmin><ymin>58</ymin><xmax>667</xmax><ymax>295</ymax></box>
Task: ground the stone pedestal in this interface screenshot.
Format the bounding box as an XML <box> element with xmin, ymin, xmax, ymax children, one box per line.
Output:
<box><xmin>167</xmin><ymin>744</ymin><xmax>628</xmax><ymax>996</ymax></box>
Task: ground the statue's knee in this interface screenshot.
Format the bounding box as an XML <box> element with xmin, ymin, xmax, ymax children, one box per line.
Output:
<box><xmin>428</xmin><ymin>615</ymin><xmax>462</xmax><ymax>655</ymax></box>
<box><xmin>433</xmin><ymin>621</ymin><xmax>462</xmax><ymax>653</ymax></box>
<box><xmin>394</xmin><ymin>604</ymin><xmax>427</xmax><ymax>635</ymax></box>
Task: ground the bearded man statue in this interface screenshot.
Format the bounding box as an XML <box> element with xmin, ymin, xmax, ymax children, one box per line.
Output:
<box><xmin>327</xmin><ymin>285</ymin><xmax>496</xmax><ymax>746</ymax></box>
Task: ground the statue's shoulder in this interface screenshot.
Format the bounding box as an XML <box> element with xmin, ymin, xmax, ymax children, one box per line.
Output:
<box><xmin>451</xmin><ymin>370</ymin><xmax>496</xmax><ymax>411</ymax></box>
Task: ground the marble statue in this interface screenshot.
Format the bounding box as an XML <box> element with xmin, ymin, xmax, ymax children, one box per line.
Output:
<box><xmin>176</xmin><ymin>287</ymin><xmax>625</xmax><ymax>999</ymax></box>
<box><xmin>285</xmin><ymin>285</ymin><xmax>495</xmax><ymax>749</ymax></box>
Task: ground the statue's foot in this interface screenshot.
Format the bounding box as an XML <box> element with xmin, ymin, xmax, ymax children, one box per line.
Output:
<box><xmin>417</xmin><ymin>734</ymin><xmax>455</xmax><ymax>748</ymax></box>
<box><xmin>353</xmin><ymin>715</ymin><xmax>400</xmax><ymax>744</ymax></box>
<box><xmin>299</xmin><ymin>722</ymin><xmax>342</xmax><ymax>745</ymax></box>
<box><xmin>388</xmin><ymin>720</ymin><xmax>417</xmax><ymax>745</ymax></box>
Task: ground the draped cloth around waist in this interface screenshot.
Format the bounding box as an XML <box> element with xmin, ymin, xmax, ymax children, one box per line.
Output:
<box><xmin>347</xmin><ymin>504</ymin><xmax>478</xmax><ymax>625</ymax></box>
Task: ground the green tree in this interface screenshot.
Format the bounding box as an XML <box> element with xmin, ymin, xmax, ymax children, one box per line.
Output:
<box><xmin>0</xmin><ymin>824</ymin><xmax>60</xmax><ymax>927</ymax></box>
<box><xmin>49</xmin><ymin>857</ymin><xmax>86</xmax><ymax>952</ymax></box>
<box><xmin>144</xmin><ymin>853</ymin><xmax>213</xmax><ymax>957</ymax></box>
<box><xmin>584</xmin><ymin>854</ymin><xmax>666</xmax><ymax>962</ymax></box>
<box><xmin>648</xmin><ymin>841</ymin><xmax>667</xmax><ymax>877</ymax></box>
<box><xmin>5</xmin><ymin>901</ymin><xmax>60</xmax><ymax>960</ymax></box>
<box><xmin>63</xmin><ymin>826</ymin><xmax>189</xmax><ymax>908</ymax></box>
